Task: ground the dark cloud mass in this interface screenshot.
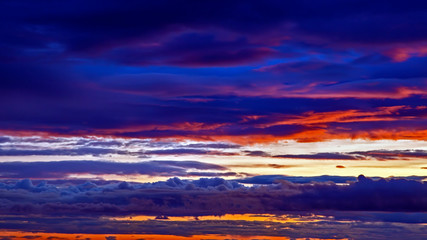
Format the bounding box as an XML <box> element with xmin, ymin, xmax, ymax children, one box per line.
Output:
<box><xmin>0</xmin><ymin>175</ymin><xmax>425</xmax><ymax>217</ymax></box>
<box><xmin>0</xmin><ymin>161</ymin><xmax>228</xmax><ymax>179</ymax></box>
<box><xmin>237</xmin><ymin>175</ymin><xmax>358</xmax><ymax>184</ymax></box>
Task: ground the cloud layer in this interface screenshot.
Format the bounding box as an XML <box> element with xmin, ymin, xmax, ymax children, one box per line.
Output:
<box><xmin>0</xmin><ymin>1</ymin><xmax>426</xmax><ymax>143</ymax></box>
<box><xmin>0</xmin><ymin>212</ymin><xmax>426</xmax><ymax>240</ymax></box>
<box><xmin>0</xmin><ymin>160</ymin><xmax>235</xmax><ymax>179</ymax></box>
<box><xmin>1</xmin><ymin>136</ymin><xmax>426</xmax><ymax>162</ymax></box>
<box><xmin>0</xmin><ymin>175</ymin><xmax>425</xmax><ymax>217</ymax></box>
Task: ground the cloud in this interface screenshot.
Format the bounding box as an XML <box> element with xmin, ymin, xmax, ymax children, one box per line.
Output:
<box><xmin>237</xmin><ymin>175</ymin><xmax>358</xmax><ymax>184</ymax></box>
<box><xmin>84</xmin><ymin>140</ymin><xmax>123</xmax><ymax>148</ymax></box>
<box><xmin>0</xmin><ymin>137</ymin><xmax>241</xmax><ymax>158</ymax></box>
<box><xmin>144</xmin><ymin>148</ymin><xmax>238</xmax><ymax>156</ymax></box>
<box><xmin>107</xmin><ymin>33</ymin><xmax>276</xmax><ymax>67</ymax></box>
<box><xmin>271</xmin><ymin>150</ymin><xmax>427</xmax><ymax>161</ymax></box>
<box><xmin>242</xmin><ymin>150</ymin><xmax>271</xmax><ymax>157</ymax></box>
<box><xmin>5</xmin><ymin>0</ymin><xmax>427</xmax><ymax>55</ymax></box>
<box><xmin>0</xmin><ymin>175</ymin><xmax>425</xmax><ymax>218</ymax></box>
<box><xmin>350</xmin><ymin>149</ymin><xmax>427</xmax><ymax>160</ymax></box>
<box><xmin>273</xmin><ymin>152</ymin><xmax>364</xmax><ymax>160</ymax></box>
<box><xmin>0</xmin><ymin>160</ymin><xmax>229</xmax><ymax>179</ymax></box>
<box><xmin>0</xmin><ymin>137</ymin><xmax>10</xmax><ymax>143</ymax></box>
<box><xmin>226</xmin><ymin>163</ymin><xmax>293</xmax><ymax>169</ymax></box>
<box><xmin>0</xmin><ymin>148</ymin><xmax>124</xmax><ymax>157</ymax></box>
<box><xmin>0</xmin><ymin>1</ymin><xmax>427</xmax><ymax>144</ymax></box>
<box><xmin>184</xmin><ymin>143</ymin><xmax>241</xmax><ymax>149</ymax></box>
<box><xmin>0</xmin><ymin>212</ymin><xmax>426</xmax><ymax>239</ymax></box>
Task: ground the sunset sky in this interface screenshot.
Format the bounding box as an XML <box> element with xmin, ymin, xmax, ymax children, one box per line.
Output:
<box><xmin>0</xmin><ymin>1</ymin><xmax>426</xmax><ymax>239</ymax></box>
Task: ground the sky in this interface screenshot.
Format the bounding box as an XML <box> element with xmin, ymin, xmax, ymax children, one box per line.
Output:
<box><xmin>0</xmin><ymin>1</ymin><xmax>426</xmax><ymax>239</ymax></box>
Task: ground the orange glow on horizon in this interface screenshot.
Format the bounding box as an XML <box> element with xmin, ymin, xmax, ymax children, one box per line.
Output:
<box><xmin>0</xmin><ymin>231</ymin><xmax>350</xmax><ymax>240</ymax></box>
<box><xmin>107</xmin><ymin>213</ymin><xmax>330</xmax><ymax>223</ymax></box>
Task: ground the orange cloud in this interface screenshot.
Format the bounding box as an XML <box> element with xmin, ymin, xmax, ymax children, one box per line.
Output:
<box><xmin>1</xmin><ymin>105</ymin><xmax>425</xmax><ymax>144</ymax></box>
<box><xmin>248</xmin><ymin>105</ymin><xmax>414</xmax><ymax>128</ymax></box>
<box><xmin>386</xmin><ymin>46</ymin><xmax>427</xmax><ymax>62</ymax></box>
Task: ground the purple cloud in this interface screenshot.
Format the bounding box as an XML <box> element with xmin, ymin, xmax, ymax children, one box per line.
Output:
<box><xmin>0</xmin><ymin>175</ymin><xmax>425</xmax><ymax>217</ymax></box>
<box><xmin>0</xmin><ymin>161</ymin><xmax>228</xmax><ymax>179</ymax></box>
<box><xmin>273</xmin><ymin>152</ymin><xmax>365</xmax><ymax>160</ymax></box>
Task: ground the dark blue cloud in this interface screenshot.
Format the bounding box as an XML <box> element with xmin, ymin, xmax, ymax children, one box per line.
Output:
<box><xmin>238</xmin><ymin>175</ymin><xmax>358</xmax><ymax>184</ymax></box>
<box><xmin>184</xmin><ymin>143</ymin><xmax>241</xmax><ymax>149</ymax></box>
<box><xmin>145</xmin><ymin>149</ymin><xmax>215</xmax><ymax>155</ymax></box>
<box><xmin>273</xmin><ymin>153</ymin><xmax>364</xmax><ymax>160</ymax></box>
<box><xmin>84</xmin><ymin>140</ymin><xmax>123</xmax><ymax>147</ymax></box>
<box><xmin>3</xmin><ymin>0</ymin><xmax>427</xmax><ymax>54</ymax></box>
<box><xmin>350</xmin><ymin>149</ymin><xmax>427</xmax><ymax>160</ymax></box>
<box><xmin>0</xmin><ymin>148</ymin><xmax>124</xmax><ymax>157</ymax></box>
<box><xmin>0</xmin><ymin>160</ymin><xmax>228</xmax><ymax>179</ymax></box>
<box><xmin>106</xmin><ymin>33</ymin><xmax>276</xmax><ymax>67</ymax></box>
<box><xmin>0</xmin><ymin>175</ymin><xmax>425</xmax><ymax>217</ymax></box>
<box><xmin>243</xmin><ymin>150</ymin><xmax>271</xmax><ymax>157</ymax></box>
<box><xmin>0</xmin><ymin>137</ymin><xmax>10</xmax><ymax>143</ymax></box>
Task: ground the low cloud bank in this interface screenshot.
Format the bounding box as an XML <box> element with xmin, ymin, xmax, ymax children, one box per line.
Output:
<box><xmin>0</xmin><ymin>175</ymin><xmax>425</xmax><ymax>217</ymax></box>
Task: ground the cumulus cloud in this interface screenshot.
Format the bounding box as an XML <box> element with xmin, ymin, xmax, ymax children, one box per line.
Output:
<box><xmin>0</xmin><ymin>175</ymin><xmax>425</xmax><ymax>217</ymax></box>
<box><xmin>237</xmin><ymin>175</ymin><xmax>359</xmax><ymax>184</ymax></box>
